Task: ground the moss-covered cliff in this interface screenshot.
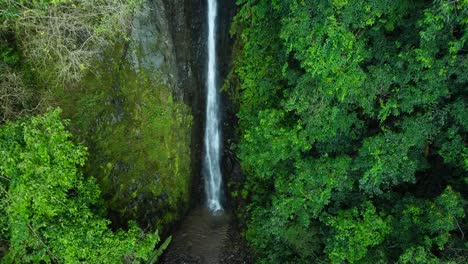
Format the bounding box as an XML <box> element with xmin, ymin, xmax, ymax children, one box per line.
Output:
<box><xmin>1</xmin><ymin>0</ymin><xmax>234</xmax><ymax>233</ymax></box>
<box><xmin>45</xmin><ymin>0</ymin><xmax>201</xmax><ymax>230</ymax></box>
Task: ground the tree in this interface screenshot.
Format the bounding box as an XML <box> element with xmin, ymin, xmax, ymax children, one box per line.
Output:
<box><xmin>0</xmin><ymin>0</ymin><xmax>138</xmax><ymax>85</ymax></box>
<box><xmin>0</xmin><ymin>109</ymin><xmax>162</xmax><ymax>263</ymax></box>
<box><xmin>231</xmin><ymin>0</ymin><xmax>467</xmax><ymax>262</ymax></box>
<box><xmin>0</xmin><ymin>65</ymin><xmax>33</xmax><ymax>123</ymax></box>
<box><xmin>0</xmin><ymin>0</ymin><xmax>140</xmax><ymax>123</ymax></box>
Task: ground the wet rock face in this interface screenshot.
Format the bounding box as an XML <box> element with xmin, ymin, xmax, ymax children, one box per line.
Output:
<box><xmin>158</xmin><ymin>0</ymin><xmax>206</xmax><ymax>205</ymax></box>
<box><xmin>217</xmin><ymin>1</ymin><xmax>241</xmax><ymax>211</ymax></box>
<box><xmin>99</xmin><ymin>0</ymin><xmax>196</xmax><ymax>229</ymax></box>
<box><xmin>147</xmin><ymin>0</ymin><xmax>202</xmax><ymax>101</ymax></box>
<box><xmin>55</xmin><ymin>0</ymin><xmax>199</xmax><ymax>231</ymax></box>
<box><xmin>130</xmin><ymin>5</ymin><xmax>169</xmax><ymax>80</ymax></box>
<box><xmin>218</xmin><ymin>0</ymin><xmax>237</xmax><ymax>82</ymax></box>
<box><xmin>83</xmin><ymin>0</ymin><xmax>237</xmax><ymax>230</ymax></box>
<box><xmin>157</xmin><ymin>0</ymin><xmax>237</xmax><ymax>206</ymax></box>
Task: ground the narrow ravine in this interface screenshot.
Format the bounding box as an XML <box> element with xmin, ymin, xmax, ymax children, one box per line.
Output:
<box><xmin>160</xmin><ymin>0</ymin><xmax>249</xmax><ymax>263</ymax></box>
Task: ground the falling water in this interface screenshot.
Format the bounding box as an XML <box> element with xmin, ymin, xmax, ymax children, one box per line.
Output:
<box><xmin>204</xmin><ymin>0</ymin><xmax>223</xmax><ymax>212</ymax></box>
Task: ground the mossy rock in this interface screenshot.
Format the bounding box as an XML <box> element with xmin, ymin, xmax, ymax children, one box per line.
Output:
<box><xmin>49</xmin><ymin>39</ymin><xmax>192</xmax><ymax>230</ymax></box>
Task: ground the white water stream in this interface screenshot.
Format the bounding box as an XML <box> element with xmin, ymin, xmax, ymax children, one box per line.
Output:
<box><xmin>204</xmin><ymin>0</ymin><xmax>223</xmax><ymax>212</ymax></box>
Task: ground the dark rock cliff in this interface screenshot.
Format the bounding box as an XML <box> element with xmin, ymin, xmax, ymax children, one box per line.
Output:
<box><xmin>51</xmin><ymin>0</ymin><xmax>237</xmax><ymax>232</ymax></box>
<box><xmin>159</xmin><ymin>0</ymin><xmax>206</xmax><ymax>206</ymax></box>
<box><xmin>157</xmin><ymin>0</ymin><xmax>237</xmax><ymax>207</ymax></box>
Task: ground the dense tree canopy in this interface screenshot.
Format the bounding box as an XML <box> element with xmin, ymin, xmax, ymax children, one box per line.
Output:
<box><xmin>231</xmin><ymin>0</ymin><xmax>467</xmax><ymax>262</ymax></box>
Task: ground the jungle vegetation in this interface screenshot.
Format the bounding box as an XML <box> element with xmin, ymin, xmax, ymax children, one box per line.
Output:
<box><xmin>0</xmin><ymin>0</ymin><xmax>176</xmax><ymax>262</ymax></box>
<box><xmin>229</xmin><ymin>0</ymin><xmax>467</xmax><ymax>263</ymax></box>
<box><xmin>0</xmin><ymin>109</ymin><xmax>162</xmax><ymax>262</ymax></box>
<box><xmin>0</xmin><ymin>0</ymin><xmax>467</xmax><ymax>263</ymax></box>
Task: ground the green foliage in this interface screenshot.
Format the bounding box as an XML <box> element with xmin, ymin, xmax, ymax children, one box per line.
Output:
<box><xmin>232</xmin><ymin>0</ymin><xmax>467</xmax><ymax>262</ymax></box>
<box><xmin>0</xmin><ymin>29</ymin><xmax>35</xmax><ymax>123</ymax></box>
<box><xmin>324</xmin><ymin>202</ymin><xmax>391</xmax><ymax>263</ymax></box>
<box><xmin>0</xmin><ymin>109</ymin><xmax>160</xmax><ymax>263</ymax></box>
<box><xmin>391</xmin><ymin>188</ymin><xmax>465</xmax><ymax>252</ymax></box>
<box><xmin>0</xmin><ymin>43</ymin><xmax>19</xmax><ymax>66</ymax></box>
<box><xmin>0</xmin><ymin>0</ymin><xmax>140</xmax><ymax>84</ymax></box>
<box><xmin>398</xmin><ymin>246</ymin><xmax>439</xmax><ymax>264</ymax></box>
<box><xmin>0</xmin><ymin>0</ymin><xmax>141</xmax><ymax>123</ymax></box>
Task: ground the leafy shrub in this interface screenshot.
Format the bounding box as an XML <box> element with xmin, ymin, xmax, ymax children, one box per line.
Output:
<box><xmin>0</xmin><ymin>109</ymin><xmax>161</xmax><ymax>263</ymax></box>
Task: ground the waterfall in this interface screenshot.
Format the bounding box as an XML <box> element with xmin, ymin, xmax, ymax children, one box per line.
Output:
<box><xmin>204</xmin><ymin>0</ymin><xmax>223</xmax><ymax>212</ymax></box>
